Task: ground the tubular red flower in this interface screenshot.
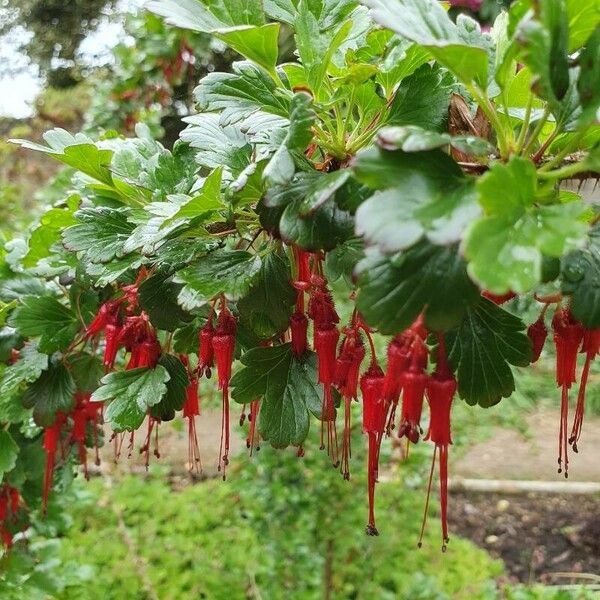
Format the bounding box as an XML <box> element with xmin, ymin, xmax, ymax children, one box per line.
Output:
<box><xmin>398</xmin><ymin>339</ymin><xmax>428</xmax><ymax>444</ymax></box>
<box><xmin>42</xmin><ymin>414</ymin><xmax>66</xmax><ymax>513</ymax></box>
<box><xmin>103</xmin><ymin>323</ymin><xmax>122</xmax><ymax>369</ymax></box>
<box><xmin>290</xmin><ymin>311</ymin><xmax>308</xmax><ymax>357</ymax></box>
<box><xmin>384</xmin><ymin>334</ymin><xmax>411</xmax><ymax>434</ymax></box>
<box><xmin>183</xmin><ymin>375</ymin><xmax>202</xmax><ymax>473</ymax></box>
<box><xmin>361</xmin><ymin>363</ymin><xmax>386</xmax><ymax>536</ymax></box>
<box><xmin>527</xmin><ymin>315</ymin><xmax>548</xmax><ymax>363</ymax></box>
<box><xmin>71</xmin><ymin>392</ymin><xmax>92</xmax><ymax>480</ymax></box>
<box><xmin>198</xmin><ymin>318</ymin><xmax>215</xmax><ymax>376</ymax></box>
<box><xmin>419</xmin><ymin>335</ymin><xmax>456</xmax><ymax>551</ymax></box>
<box><xmin>213</xmin><ymin>306</ymin><xmax>237</xmax><ymax>479</ymax></box>
<box><xmin>552</xmin><ymin>308</ymin><xmax>584</xmax><ymax>478</ymax></box>
<box><xmin>569</xmin><ymin>328</ymin><xmax>600</xmax><ymax>452</ymax></box>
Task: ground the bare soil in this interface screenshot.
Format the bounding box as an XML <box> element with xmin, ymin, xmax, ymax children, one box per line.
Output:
<box><xmin>451</xmin><ymin>408</ymin><xmax>600</xmax><ymax>584</ymax></box>
<box><xmin>450</xmin><ymin>491</ymin><xmax>600</xmax><ymax>585</ymax></box>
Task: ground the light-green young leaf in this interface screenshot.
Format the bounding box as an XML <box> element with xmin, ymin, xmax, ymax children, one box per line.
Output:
<box><xmin>92</xmin><ymin>366</ymin><xmax>171</xmax><ymax>431</ymax></box>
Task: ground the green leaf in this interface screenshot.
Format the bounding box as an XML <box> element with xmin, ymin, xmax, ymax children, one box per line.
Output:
<box><xmin>362</xmin><ymin>0</ymin><xmax>489</xmax><ymax>86</ymax></box>
<box><xmin>477</xmin><ymin>157</ymin><xmax>537</xmax><ymax>215</ymax></box>
<box><xmin>0</xmin><ymin>345</ymin><xmax>48</xmax><ymax>402</ymax></box>
<box><xmin>181</xmin><ymin>114</ymin><xmax>251</xmax><ymax>178</ymax></box>
<box><xmin>22</xmin><ymin>362</ymin><xmax>76</xmax><ymax>426</ymax></box>
<box><xmin>150</xmin><ymin>355</ymin><xmax>189</xmax><ymax>421</ymax></box>
<box><xmin>0</xmin><ymin>431</ymin><xmax>19</xmax><ymax>478</ymax></box>
<box><xmin>12</xmin><ymin>129</ymin><xmax>114</xmax><ymax>186</ymax></box>
<box><xmin>23</xmin><ymin>199</ymin><xmax>78</xmax><ymax>268</ymax></box>
<box><xmin>356</xmin><ymin>177</ymin><xmax>479</xmax><ymax>254</ymax></box>
<box><xmin>146</xmin><ymin>0</ymin><xmax>265</xmax><ymax>30</ymax></box>
<box><xmin>465</xmin><ymin>203</ymin><xmax>588</xmax><ymax>295</ymax></box>
<box><xmin>0</xmin><ymin>300</ymin><xmax>17</xmax><ymax>328</ymax></box>
<box><xmin>92</xmin><ymin>366</ymin><xmax>170</xmax><ymax>431</ymax></box>
<box><xmin>377</xmin><ymin>125</ymin><xmax>494</xmax><ymax>156</ymax></box>
<box><xmin>161</xmin><ymin>181</ymin><xmax>225</xmax><ymax>228</ymax></box>
<box><xmin>324</xmin><ymin>237</ymin><xmax>364</xmax><ymax>284</ymax></box>
<box><xmin>263</xmin><ymin>92</ymin><xmax>316</xmax><ymax>186</ymax></box>
<box><xmin>216</xmin><ymin>23</ymin><xmax>280</xmax><ymax>72</ymax></box>
<box><xmin>567</xmin><ymin>0</ymin><xmax>600</xmax><ymax>51</ymax></box>
<box><xmin>356</xmin><ymin>243</ymin><xmax>480</xmax><ymax>334</ymax></box>
<box><xmin>179</xmin><ymin>249</ymin><xmax>262</xmax><ymax>302</ymax></box>
<box><xmin>194</xmin><ymin>61</ymin><xmax>289</xmax><ymax>120</ymax></box>
<box><xmin>138</xmin><ymin>273</ymin><xmax>193</xmax><ymax>332</ymax></box>
<box><xmin>238</xmin><ymin>248</ymin><xmax>297</xmax><ymax>339</ymax></box>
<box><xmin>446</xmin><ymin>298</ymin><xmax>532</xmax><ymax>407</ymax></box>
<box><xmin>386</xmin><ymin>64</ymin><xmax>452</xmax><ymax>132</ymax></box>
<box><xmin>231</xmin><ymin>344</ymin><xmax>323</xmax><ymax>448</ymax></box>
<box><xmin>62</xmin><ymin>207</ymin><xmax>135</xmax><ymax>264</ymax></box>
<box><xmin>516</xmin><ymin>0</ymin><xmax>570</xmax><ymax>112</ymax></box>
<box><xmin>576</xmin><ymin>26</ymin><xmax>600</xmax><ymax>126</ymax></box>
<box><xmin>295</xmin><ymin>2</ymin><xmax>354</xmax><ymax>93</ymax></box>
<box><xmin>10</xmin><ymin>296</ymin><xmax>79</xmax><ymax>354</ymax></box>
<box><xmin>69</xmin><ymin>352</ymin><xmax>104</xmax><ymax>394</ymax></box>
<box><xmin>279</xmin><ymin>195</ymin><xmax>354</xmax><ymax>251</ymax></box>
<box><xmin>561</xmin><ymin>226</ymin><xmax>600</xmax><ymax>327</ymax></box>
<box><xmin>147</xmin><ymin>0</ymin><xmax>277</xmax><ymax>70</ymax></box>
<box><xmin>353</xmin><ymin>145</ymin><xmax>464</xmax><ymax>191</ymax></box>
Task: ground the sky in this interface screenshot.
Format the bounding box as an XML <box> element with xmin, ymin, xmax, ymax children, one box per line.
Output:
<box><xmin>0</xmin><ymin>0</ymin><xmax>143</xmax><ymax>118</ymax></box>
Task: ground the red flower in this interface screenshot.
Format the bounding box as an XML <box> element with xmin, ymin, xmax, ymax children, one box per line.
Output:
<box><xmin>398</xmin><ymin>337</ymin><xmax>428</xmax><ymax>444</ymax></box>
<box><xmin>181</xmin><ymin>355</ymin><xmax>202</xmax><ymax>473</ymax></box>
<box><xmin>197</xmin><ymin>318</ymin><xmax>215</xmax><ymax>377</ymax></box>
<box><xmin>527</xmin><ymin>314</ymin><xmax>548</xmax><ymax>363</ymax></box>
<box><xmin>42</xmin><ymin>414</ymin><xmax>67</xmax><ymax>512</ymax></box>
<box><xmin>212</xmin><ymin>305</ymin><xmax>237</xmax><ymax>478</ymax></box>
<box><xmin>419</xmin><ymin>334</ymin><xmax>456</xmax><ymax>551</ymax></box>
<box><xmin>570</xmin><ymin>328</ymin><xmax>600</xmax><ymax>452</ymax></box>
<box><xmin>361</xmin><ymin>362</ymin><xmax>386</xmax><ymax>536</ymax></box>
<box><xmin>552</xmin><ymin>308</ymin><xmax>584</xmax><ymax>477</ymax></box>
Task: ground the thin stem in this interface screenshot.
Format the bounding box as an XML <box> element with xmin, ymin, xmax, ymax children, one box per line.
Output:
<box><xmin>521</xmin><ymin>106</ymin><xmax>550</xmax><ymax>157</ymax></box>
<box><xmin>515</xmin><ymin>94</ymin><xmax>534</xmax><ymax>153</ymax></box>
<box><xmin>539</xmin><ymin>130</ymin><xmax>586</xmax><ymax>172</ymax></box>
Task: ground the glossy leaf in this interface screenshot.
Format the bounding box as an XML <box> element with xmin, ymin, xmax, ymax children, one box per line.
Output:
<box><xmin>238</xmin><ymin>248</ymin><xmax>297</xmax><ymax>339</ymax></box>
<box><xmin>356</xmin><ymin>243</ymin><xmax>480</xmax><ymax>334</ymax></box>
<box><xmin>10</xmin><ymin>296</ymin><xmax>80</xmax><ymax>354</ymax></box>
<box><xmin>22</xmin><ymin>362</ymin><xmax>76</xmax><ymax>427</ymax></box>
<box><xmin>231</xmin><ymin>343</ymin><xmax>323</xmax><ymax>448</ymax></box>
<box><xmin>92</xmin><ymin>366</ymin><xmax>170</xmax><ymax>431</ymax></box>
<box><xmin>179</xmin><ymin>250</ymin><xmax>262</xmax><ymax>302</ymax></box>
<box><xmin>447</xmin><ymin>298</ymin><xmax>532</xmax><ymax>407</ymax></box>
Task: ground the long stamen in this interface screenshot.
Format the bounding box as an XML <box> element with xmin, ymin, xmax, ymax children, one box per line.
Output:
<box><xmin>418</xmin><ymin>445</ymin><xmax>437</xmax><ymax>548</ymax></box>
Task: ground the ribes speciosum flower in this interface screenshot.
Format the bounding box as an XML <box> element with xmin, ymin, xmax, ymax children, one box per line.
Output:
<box><xmin>569</xmin><ymin>328</ymin><xmax>600</xmax><ymax>452</ymax></box>
<box><xmin>212</xmin><ymin>303</ymin><xmax>237</xmax><ymax>478</ymax></box>
<box><xmin>70</xmin><ymin>392</ymin><xmax>99</xmax><ymax>479</ymax></box>
<box><xmin>361</xmin><ymin>362</ymin><xmax>386</xmax><ymax>536</ymax></box>
<box><xmin>290</xmin><ymin>246</ymin><xmax>311</xmax><ymax>357</ymax></box>
<box><xmin>117</xmin><ymin>314</ymin><xmax>160</xmax><ymax>370</ymax></box>
<box><xmin>552</xmin><ymin>307</ymin><xmax>584</xmax><ymax>478</ymax></box>
<box><xmin>180</xmin><ymin>355</ymin><xmax>202</xmax><ymax>473</ymax></box>
<box><xmin>398</xmin><ymin>335</ymin><xmax>429</xmax><ymax>444</ymax></box>
<box><xmin>383</xmin><ymin>332</ymin><xmax>411</xmax><ymax>435</ymax></box>
<box><xmin>308</xmin><ymin>274</ymin><xmax>340</xmax><ymax>464</ymax></box>
<box><xmin>42</xmin><ymin>413</ymin><xmax>66</xmax><ymax>512</ymax></box>
<box><xmin>335</xmin><ymin>324</ymin><xmax>366</xmax><ymax>479</ymax></box>
<box><xmin>420</xmin><ymin>335</ymin><xmax>456</xmax><ymax>551</ymax></box>
<box><xmin>481</xmin><ymin>290</ymin><xmax>517</xmax><ymax>305</ymax></box>
<box><xmin>197</xmin><ymin>317</ymin><xmax>215</xmax><ymax>377</ymax></box>
<box><xmin>0</xmin><ymin>485</ymin><xmax>20</xmax><ymax>549</ymax></box>
<box><xmin>527</xmin><ymin>312</ymin><xmax>548</xmax><ymax>363</ymax></box>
